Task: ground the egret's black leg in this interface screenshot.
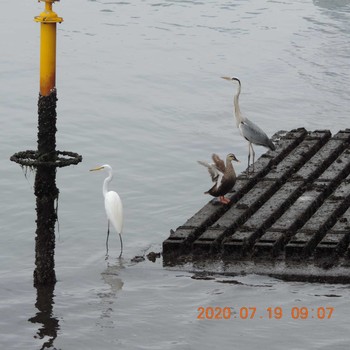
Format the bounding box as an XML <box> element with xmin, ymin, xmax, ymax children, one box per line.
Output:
<box><xmin>118</xmin><ymin>233</ymin><xmax>123</xmax><ymax>259</ymax></box>
<box><xmin>105</xmin><ymin>221</ymin><xmax>110</xmax><ymax>257</ymax></box>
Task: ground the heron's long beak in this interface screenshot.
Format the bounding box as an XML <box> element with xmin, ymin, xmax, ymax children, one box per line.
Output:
<box><xmin>89</xmin><ymin>166</ymin><xmax>104</xmax><ymax>172</ymax></box>
<box><xmin>221</xmin><ymin>76</ymin><xmax>231</xmax><ymax>81</ymax></box>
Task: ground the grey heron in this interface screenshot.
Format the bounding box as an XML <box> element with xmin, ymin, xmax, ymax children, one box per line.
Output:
<box><xmin>222</xmin><ymin>76</ymin><xmax>275</xmax><ymax>173</ymax></box>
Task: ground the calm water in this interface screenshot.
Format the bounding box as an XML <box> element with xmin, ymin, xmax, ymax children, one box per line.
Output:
<box><xmin>1</xmin><ymin>0</ymin><xmax>350</xmax><ymax>349</ymax></box>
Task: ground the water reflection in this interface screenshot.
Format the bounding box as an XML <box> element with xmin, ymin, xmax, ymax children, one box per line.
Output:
<box><xmin>101</xmin><ymin>261</ymin><xmax>124</xmax><ymax>295</ymax></box>
<box><xmin>97</xmin><ymin>261</ymin><xmax>124</xmax><ymax>328</ymax></box>
<box><xmin>28</xmin><ymin>284</ymin><xmax>59</xmax><ymax>350</ymax></box>
<box><xmin>313</xmin><ymin>0</ymin><xmax>350</xmax><ymax>11</ymax></box>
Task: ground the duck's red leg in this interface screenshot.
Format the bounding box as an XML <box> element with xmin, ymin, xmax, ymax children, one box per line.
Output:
<box><xmin>219</xmin><ymin>196</ymin><xmax>230</xmax><ymax>204</ymax></box>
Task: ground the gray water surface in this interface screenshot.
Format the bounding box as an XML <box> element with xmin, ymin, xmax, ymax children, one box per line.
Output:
<box><xmin>1</xmin><ymin>0</ymin><xmax>350</xmax><ymax>349</ymax></box>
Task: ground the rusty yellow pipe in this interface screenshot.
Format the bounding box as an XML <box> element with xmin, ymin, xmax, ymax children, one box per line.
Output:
<box><xmin>34</xmin><ymin>0</ymin><xmax>63</xmax><ymax>96</ymax></box>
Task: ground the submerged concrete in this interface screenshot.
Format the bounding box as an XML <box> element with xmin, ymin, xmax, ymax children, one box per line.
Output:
<box><xmin>163</xmin><ymin>128</ymin><xmax>350</xmax><ymax>283</ymax></box>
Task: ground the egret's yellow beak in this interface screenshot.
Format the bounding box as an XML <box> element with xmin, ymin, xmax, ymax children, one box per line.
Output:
<box><xmin>89</xmin><ymin>166</ymin><xmax>104</xmax><ymax>172</ymax></box>
<box><xmin>221</xmin><ymin>76</ymin><xmax>232</xmax><ymax>81</ymax></box>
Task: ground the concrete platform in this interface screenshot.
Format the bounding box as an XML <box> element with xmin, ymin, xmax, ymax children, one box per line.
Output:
<box><xmin>163</xmin><ymin>128</ymin><xmax>350</xmax><ymax>283</ymax></box>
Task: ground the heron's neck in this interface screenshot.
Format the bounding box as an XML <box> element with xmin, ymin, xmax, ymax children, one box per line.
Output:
<box><xmin>103</xmin><ymin>173</ymin><xmax>112</xmax><ymax>197</ymax></box>
<box><xmin>233</xmin><ymin>83</ymin><xmax>244</xmax><ymax>126</ymax></box>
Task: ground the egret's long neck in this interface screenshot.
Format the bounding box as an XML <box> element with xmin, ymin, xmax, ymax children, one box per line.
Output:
<box><xmin>233</xmin><ymin>81</ymin><xmax>244</xmax><ymax>127</ymax></box>
<box><xmin>103</xmin><ymin>172</ymin><xmax>112</xmax><ymax>197</ymax></box>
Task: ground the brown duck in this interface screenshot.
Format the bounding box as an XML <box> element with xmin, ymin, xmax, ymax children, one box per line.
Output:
<box><xmin>198</xmin><ymin>153</ymin><xmax>239</xmax><ymax>204</ymax></box>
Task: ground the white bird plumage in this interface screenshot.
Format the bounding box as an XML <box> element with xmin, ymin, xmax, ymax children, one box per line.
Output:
<box><xmin>90</xmin><ymin>164</ymin><xmax>124</xmax><ymax>257</ymax></box>
<box><xmin>222</xmin><ymin>76</ymin><xmax>275</xmax><ymax>173</ymax></box>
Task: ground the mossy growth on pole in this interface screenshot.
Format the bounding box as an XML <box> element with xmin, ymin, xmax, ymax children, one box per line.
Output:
<box><xmin>33</xmin><ymin>90</ymin><xmax>59</xmax><ymax>286</ymax></box>
<box><xmin>11</xmin><ymin>90</ymin><xmax>82</xmax><ymax>286</ymax></box>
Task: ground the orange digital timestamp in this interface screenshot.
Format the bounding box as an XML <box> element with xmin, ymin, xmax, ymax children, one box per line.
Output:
<box><xmin>197</xmin><ymin>306</ymin><xmax>334</xmax><ymax>320</ymax></box>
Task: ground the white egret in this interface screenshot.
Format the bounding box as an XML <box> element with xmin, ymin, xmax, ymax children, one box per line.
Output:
<box><xmin>222</xmin><ymin>76</ymin><xmax>275</xmax><ymax>173</ymax></box>
<box><xmin>198</xmin><ymin>153</ymin><xmax>239</xmax><ymax>204</ymax></box>
<box><xmin>90</xmin><ymin>164</ymin><xmax>124</xmax><ymax>257</ymax></box>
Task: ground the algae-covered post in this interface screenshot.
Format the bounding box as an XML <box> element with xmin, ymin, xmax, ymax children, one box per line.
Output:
<box><xmin>10</xmin><ymin>0</ymin><xmax>82</xmax><ymax>286</ymax></box>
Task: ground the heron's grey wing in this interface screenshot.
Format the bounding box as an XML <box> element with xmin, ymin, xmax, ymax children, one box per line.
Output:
<box><xmin>240</xmin><ymin>118</ymin><xmax>274</xmax><ymax>149</ymax></box>
<box><xmin>212</xmin><ymin>153</ymin><xmax>226</xmax><ymax>173</ymax></box>
<box><xmin>198</xmin><ymin>160</ymin><xmax>220</xmax><ymax>182</ymax></box>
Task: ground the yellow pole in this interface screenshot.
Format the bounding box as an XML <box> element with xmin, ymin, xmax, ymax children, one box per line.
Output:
<box><xmin>34</xmin><ymin>0</ymin><xmax>63</xmax><ymax>96</ymax></box>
